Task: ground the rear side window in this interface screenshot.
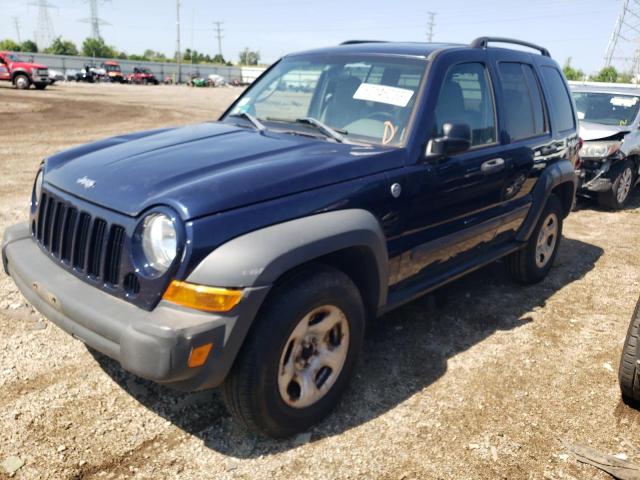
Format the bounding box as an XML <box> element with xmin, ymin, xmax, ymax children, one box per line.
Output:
<box><xmin>498</xmin><ymin>63</ymin><xmax>547</xmax><ymax>140</ymax></box>
<box><xmin>432</xmin><ymin>62</ymin><xmax>497</xmax><ymax>147</ymax></box>
<box><xmin>540</xmin><ymin>67</ymin><xmax>576</xmax><ymax>132</ymax></box>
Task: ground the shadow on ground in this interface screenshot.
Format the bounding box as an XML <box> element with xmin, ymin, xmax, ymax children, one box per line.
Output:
<box><xmin>574</xmin><ymin>187</ymin><xmax>640</xmax><ymax>211</ymax></box>
<box><xmin>92</xmin><ymin>236</ymin><xmax>603</xmax><ymax>458</ymax></box>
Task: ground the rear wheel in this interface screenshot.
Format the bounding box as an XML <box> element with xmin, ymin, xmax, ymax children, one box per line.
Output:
<box><xmin>13</xmin><ymin>74</ymin><xmax>30</xmax><ymax>90</ymax></box>
<box><xmin>222</xmin><ymin>266</ymin><xmax>365</xmax><ymax>437</ymax></box>
<box><xmin>599</xmin><ymin>161</ymin><xmax>635</xmax><ymax>210</ymax></box>
<box><xmin>507</xmin><ymin>194</ymin><xmax>563</xmax><ymax>284</ymax></box>
<box><xmin>619</xmin><ymin>297</ymin><xmax>640</xmax><ymax>404</ymax></box>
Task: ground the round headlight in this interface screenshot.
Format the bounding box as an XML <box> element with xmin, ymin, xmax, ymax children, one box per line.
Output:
<box><xmin>141</xmin><ymin>213</ymin><xmax>177</xmax><ymax>274</ymax></box>
<box><xmin>34</xmin><ymin>170</ymin><xmax>43</xmax><ymax>203</ymax></box>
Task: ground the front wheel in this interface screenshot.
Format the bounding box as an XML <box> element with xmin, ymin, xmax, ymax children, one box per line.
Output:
<box><xmin>599</xmin><ymin>161</ymin><xmax>635</xmax><ymax>210</ymax></box>
<box><xmin>13</xmin><ymin>74</ymin><xmax>30</xmax><ymax>90</ymax></box>
<box><xmin>222</xmin><ymin>266</ymin><xmax>365</xmax><ymax>438</ymax></box>
<box><xmin>507</xmin><ymin>194</ymin><xmax>564</xmax><ymax>284</ymax></box>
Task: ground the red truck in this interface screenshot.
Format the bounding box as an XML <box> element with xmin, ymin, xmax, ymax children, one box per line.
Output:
<box><xmin>0</xmin><ymin>51</ymin><xmax>49</xmax><ymax>90</ymax></box>
<box><xmin>126</xmin><ymin>67</ymin><xmax>159</xmax><ymax>85</ymax></box>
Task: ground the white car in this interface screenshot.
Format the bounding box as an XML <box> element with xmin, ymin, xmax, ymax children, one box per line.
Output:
<box><xmin>48</xmin><ymin>69</ymin><xmax>64</xmax><ymax>85</ymax></box>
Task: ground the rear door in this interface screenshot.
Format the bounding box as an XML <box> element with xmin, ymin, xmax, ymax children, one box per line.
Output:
<box><xmin>487</xmin><ymin>49</ymin><xmax>555</xmax><ymax>243</ymax></box>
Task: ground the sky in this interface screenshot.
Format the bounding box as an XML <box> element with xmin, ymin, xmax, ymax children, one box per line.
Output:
<box><xmin>0</xmin><ymin>0</ymin><xmax>628</xmax><ymax>74</ymax></box>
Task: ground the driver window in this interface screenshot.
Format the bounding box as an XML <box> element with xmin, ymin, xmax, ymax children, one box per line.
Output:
<box><xmin>432</xmin><ymin>62</ymin><xmax>496</xmax><ymax>147</ymax></box>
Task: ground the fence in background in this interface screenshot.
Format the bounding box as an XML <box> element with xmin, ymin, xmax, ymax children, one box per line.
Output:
<box><xmin>10</xmin><ymin>52</ymin><xmax>267</xmax><ymax>83</ymax></box>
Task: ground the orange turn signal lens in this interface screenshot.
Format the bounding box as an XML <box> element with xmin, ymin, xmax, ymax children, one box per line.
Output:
<box><xmin>188</xmin><ymin>343</ymin><xmax>213</xmax><ymax>368</ymax></box>
<box><xmin>163</xmin><ymin>280</ymin><xmax>242</xmax><ymax>312</ymax></box>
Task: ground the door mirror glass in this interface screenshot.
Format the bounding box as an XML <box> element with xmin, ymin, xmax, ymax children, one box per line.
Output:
<box><xmin>426</xmin><ymin>122</ymin><xmax>471</xmax><ymax>158</ymax></box>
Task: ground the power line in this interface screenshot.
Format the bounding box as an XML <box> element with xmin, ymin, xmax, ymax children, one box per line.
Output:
<box><xmin>78</xmin><ymin>0</ymin><xmax>111</xmax><ymax>40</ymax></box>
<box><xmin>29</xmin><ymin>0</ymin><xmax>56</xmax><ymax>49</ymax></box>
<box><xmin>427</xmin><ymin>11</ymin><xmax>436</xmax><ymax>43</ymax></box>
<box><xmin>213</xmin><ymin>20</ymin><xmax>224</xmax><ymax>58</ymax></box>
<box><xmin>12</xmin><ymin>17</ymin><xmax>21</xmax><ymax>44</ymax></box>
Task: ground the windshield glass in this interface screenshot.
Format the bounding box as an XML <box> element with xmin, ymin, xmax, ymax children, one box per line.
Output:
<box><xmin>572</xmin><ymin>92</ymin><xmax>640</xmax><ymax>126</ymax></box>
<box><xmin>6</xmin><ymin>54</ymin><xmax>21</xmax><ymax>62</ymax></box>
<box><xmin>226</xmin><ymin>55</ymin><xmax>427</xmax><ymax>146</ymax></box>
<box><xmin>105</xmin><ymin>64</ymin><xmax>120</xmax><ymax>72</ymax></box>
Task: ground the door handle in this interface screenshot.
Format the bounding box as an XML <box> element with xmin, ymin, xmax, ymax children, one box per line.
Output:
<box><xmin>481</xmin><ymin>157</ymin><xmax>505</xmax><ymax>175</ymax></box>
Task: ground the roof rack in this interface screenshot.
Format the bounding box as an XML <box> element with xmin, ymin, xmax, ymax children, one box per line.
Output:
<box><xmin>470</xmin><ymin>37</ymin><xmax>550</xmax><ymax>57</ymax></box>
<box><xmin>340</xmin><ymin>40</ymin><xmax>389</xmax><ymax>46</ymax></box>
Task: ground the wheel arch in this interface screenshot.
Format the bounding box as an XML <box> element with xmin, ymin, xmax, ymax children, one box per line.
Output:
<box><xmin>186</xmin><ymin>209</ymin><xmax>390</xmax><ymax>317</ymax></box>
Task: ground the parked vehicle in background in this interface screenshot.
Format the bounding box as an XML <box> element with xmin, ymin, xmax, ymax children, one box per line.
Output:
<box><xmin>48</xmin><ymin>69</ymin><xmax>64</xmax><ymax>85</ymax></box>
<box><xmin>571</xmin><ymin>84</ymin><xmax>640</xmax><ymax>209</ymax></box>
<box><xmin>127</xmin><ymin>67</ymin><xmax>159</xmax><ymax>85</ymax></box>
<box><xmin>102</xmin><ymin>61</ymin><xmax>125</xmax><ymax>83</ymax></box>
<box><xmin>2</xmin><ymin>37</ymin><xmax>579</xmax><ymax>438</ymax></box>
<box><xmin>0</xmin><ymin>51</ymin><xmax>49</xmax><ymax>90</ymax></box>
<box><xmin>208</xmin><ymin>74</ymin><xmax>227</xmax><ymax>87</ymax></box>
<box><xmin>75</xmin><ymin>65</ymin><xmax>97</xmax><ymax>83</ymax></box>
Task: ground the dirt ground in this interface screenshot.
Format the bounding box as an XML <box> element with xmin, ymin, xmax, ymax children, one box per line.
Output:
<box><xmin>1</xmin><ymin>82</ymin><xmax>640</xmax><ymax>480</ymax></box>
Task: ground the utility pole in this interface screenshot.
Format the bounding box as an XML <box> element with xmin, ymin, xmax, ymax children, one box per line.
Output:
<box><xmin>78</xmin><ymin>0</ymin><xmax>110</xmax><ymax>40</ymax></box>
<box><xmin>605</xmin><ymin>0</ymin><xmax>630</xmax><ymax>67</ymax></box>
<box><xmin>427</xmin><ymin>12</ymin><xmax>436</xmax><ymax>43</ymax></box>
<box><xmin>176</xmin><ymin>0</ymin><xmax>182</xmax><ymax>84</ymax></box>
<box><xmin>213</xmin><ymin>21</ymin><xmax>224</xmax><ymax>58</ymax></box>
<box><xmin>29</xmin><ymin>0</ymin><xmax>56</xmax><ymax>49</ymax></box>
<box><xmin>12</xmin><ymin>17</ymin><xmax>22</xmax><ymax>44</ymax></box>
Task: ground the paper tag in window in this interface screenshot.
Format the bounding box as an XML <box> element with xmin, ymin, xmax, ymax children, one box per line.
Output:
<box><xmin>577</xmin><ymin>111</ymin><xmax>585</xmax><ymax>120</ymax></box>
<box><xmin>610</xmin><ymin>96</ymin><xmax>638</xmax><ymax>107</ymax></box>
<box><xmin>353</xmin><ymin>83</ymin><xmax>415</xmax><ymax>107</ymax></box>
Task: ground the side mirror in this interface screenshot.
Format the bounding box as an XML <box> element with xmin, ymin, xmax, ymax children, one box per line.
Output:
<box><xmin>426</xmin><ymin>123</ymin><xmax>472</xmax><ymax>160</ymax></box>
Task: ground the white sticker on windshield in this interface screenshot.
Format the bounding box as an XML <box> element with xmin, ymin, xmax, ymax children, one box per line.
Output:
<box><xmin>577</xmin><ymin>111</ymin><xmax>585</xmax><ymax>120</ymax></box>
<box><xmin>353</xmin><ymin>83</ymin><xmax>415</xmax><ymax>107</ymax></box>
<box><xmin>611</xmin><ymin>96</ymin><xmax>638</xmax><ymax>107</ymax></box>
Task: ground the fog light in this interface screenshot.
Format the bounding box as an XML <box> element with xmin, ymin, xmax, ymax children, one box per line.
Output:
<box><xmin>188</xmin><ymin>343</ymin><xmax>213</xmax><ymax>368</ymax></box>
<box><xmin>163</xmin><ymin>280</ymin><xmax>242</xmax><ymax>312</ymax></box>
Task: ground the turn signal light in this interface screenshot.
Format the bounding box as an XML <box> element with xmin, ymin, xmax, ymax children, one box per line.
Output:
<box><xmin>188</xmin><ymin>343</ymin><xmax>213</xmax><ymax>368</ymax></box>
<box><xmin>163</xmin><ymin>280</ymin><xmax>242</xmax><ymax>312</ymax></box>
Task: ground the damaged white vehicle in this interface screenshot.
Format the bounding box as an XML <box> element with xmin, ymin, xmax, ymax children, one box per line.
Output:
<box><xmin>572</xmin><ymin>85</ymin><xmax>640</xmax><ymax>209</ymax></box>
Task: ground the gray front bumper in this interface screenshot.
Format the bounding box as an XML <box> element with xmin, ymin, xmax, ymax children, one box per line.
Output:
<box><xmin>2</xmin><ymin>224</ymin><xmax>269</xmax><ymax>391</ymax></box>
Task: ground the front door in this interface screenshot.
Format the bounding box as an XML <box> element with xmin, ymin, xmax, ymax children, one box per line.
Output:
<box><xmin>398</xmin><ymin>55</ymin><xmax>507</xmax><ymax>282</ymax></box>
<box><xmin>0</xmin><ymin>56</ymin><xmax>10</xmax><ymax>81</ymax></box>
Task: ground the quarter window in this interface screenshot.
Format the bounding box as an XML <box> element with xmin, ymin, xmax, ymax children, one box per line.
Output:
<box><xmin>498</xmin><ymin>63</ymin><xmax>547</xmax><ymax>141</ymax></box>
<box><xmin>432</xmin><ymin>63</ymin><xmax>496</xmax><ymax>147</ymax></box>
<box><xmin>541</xmin><ymin>66</ymin><xmax>576</xmax><ymax>132</ymax></box>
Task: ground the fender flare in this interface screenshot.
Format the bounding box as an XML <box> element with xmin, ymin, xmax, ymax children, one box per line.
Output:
<box><xmin>11</xmin><ymin>68</ymin><xmax>31</xmax><ymax>80</ymax></box>
<box><xmin>516</xmin><ymin>159</ymin><xmax>577</xmax><ymax>242</ymax></box>
<box><xmin>187</xmin><ymin>209</ymin><xmax>390</xmax><ymax>310</ymax></box>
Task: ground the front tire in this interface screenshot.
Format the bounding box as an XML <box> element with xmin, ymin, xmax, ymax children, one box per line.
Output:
<box><xmin>13</xmin><ymin>74</ymin><xmax>30</xmax><ymax>90</ymax></box>
<box><xmin>619</xmin><ymin>297</ymin><xmax>640</xmax><ymax>404</ymax></box>
<box><xmin>507</xmin><ymin>194</ymin><xmax>564</xmax><ymax>284</ymax></box>
<box><xmin>599</xmin><ymin>161</ymin><xmax>635</xmax><ymax>210</ymax></box>
<box><xmin>222</xmin><ymin>266</ymin><xmax>365</xmax><ymax>438</ymax></box>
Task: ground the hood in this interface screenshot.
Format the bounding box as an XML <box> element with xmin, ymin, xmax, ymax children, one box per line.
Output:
<box><xmin>44</xmin><ymin>122</ymin><xmax>401</xmax><ymax>219</ymax></box>
<box><xmin>580</xmin><ymin>121</ymin><xmax>630</xmax><ymax>142</ymax></box>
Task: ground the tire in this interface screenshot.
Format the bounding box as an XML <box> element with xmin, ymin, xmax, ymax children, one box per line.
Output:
<box><xmin>222</xmin><ymin>265</ymin><xmax>365</xmax><ymax>438</ymax></box>
<box><xmin>599</xmin><ymin>161</ymin><xmax>635</xmax><ymax>210</ymax></box>
<box><xmin>13</xmin><ymin>74</ymin><xmax>30</xmax><ymax>90</ymax></box>
<box><xmin>507</xmin><ymin>194</ymin><xmax>563</xmax><ymax>284</ymax></box>
<box><xmin>34</xmin><ymin>83</ymin><xmax>47</xmax><ymax>90</ymax></box>
<box><xmin>619</xmin><ymin>297</ymin><xmax>640</xmax><ymax>404</ymax></box>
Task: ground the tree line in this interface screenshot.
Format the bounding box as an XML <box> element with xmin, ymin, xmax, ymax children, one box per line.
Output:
<box><xmin>563</xmin><ymin>57</ymin><xmax>635</xmax><ymax>83</ymax></box>
<box><xmin>0</xmin><ymin>37</ymin><xmax>262</xmax><ymax>66</ymax></box>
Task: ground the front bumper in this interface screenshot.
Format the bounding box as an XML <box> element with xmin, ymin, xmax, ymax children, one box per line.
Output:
<box><xmin>2</xmin><ymin>224</ymin><xmax>269</xmax><ymax>391</ymax></box>
<box><xmin>578</xmin><ymin>160</ymin><xmax>613</xmax><ymax>193</ymax></box>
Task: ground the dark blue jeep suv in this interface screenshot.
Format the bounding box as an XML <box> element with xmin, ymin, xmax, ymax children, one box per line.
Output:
<box><xmin>2</xmin><ymin>37</ymin><xmax>579</xmax><ymax>437</ymax></box>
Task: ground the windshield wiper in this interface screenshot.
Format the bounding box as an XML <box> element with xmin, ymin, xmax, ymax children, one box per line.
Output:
<box><xmin>296</xmin><ymin>117</ymin><xmax>345</xmax><ymax>143</ymax></box>
<box><xmin>229</xmin><ymin>112</ymin><xmax>265</xmax><ymax>131</ymax></box>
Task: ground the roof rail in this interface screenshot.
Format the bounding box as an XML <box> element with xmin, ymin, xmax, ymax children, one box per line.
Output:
<box><xmin>470</xmin><ymin>37</ymin><xmax>550</xmax><ymax>57</ymax></box>
<box><xmin>340</xmin><ymin>40</ymin><xmax>388</xmax><ymax>46</ymax></box>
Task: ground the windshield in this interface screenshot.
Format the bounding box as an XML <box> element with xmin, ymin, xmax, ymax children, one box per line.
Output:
<box><xmin>572</xmin><ymin>92</ymin><xmax>640</xmax><ymax>126</ymax></box>
<box><xmin>105</xmin><ymin>64</ymin><xmax>120</xmax><ymax>72</ymax></box>
<box><xmin>225</xmin><ymin>55</ymin><xmax>427</xmax><ymax>146</ymax></box>
<box><xmin>6</xmin><ymin>54</ymin><xmax>21</xmax><ymax>62</ymax></box>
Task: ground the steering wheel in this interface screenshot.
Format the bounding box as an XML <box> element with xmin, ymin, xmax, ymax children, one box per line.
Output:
<box><xmin>363</xmin><ymin>112</ymin><xmax>395</xmax><ymax>122</ymax></box>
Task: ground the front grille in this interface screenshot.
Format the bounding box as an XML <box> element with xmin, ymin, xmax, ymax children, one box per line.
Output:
<box><xmin>35</xmin><ymin>192</ymin><xmax>126</xmax><ymax>286</ymax></box>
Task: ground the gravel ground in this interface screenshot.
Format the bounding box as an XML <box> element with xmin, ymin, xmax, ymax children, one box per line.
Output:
<box><xmin>1</xmin><ymin>82</ymin><xmax>640</xmax><ymax>480</ymax></box>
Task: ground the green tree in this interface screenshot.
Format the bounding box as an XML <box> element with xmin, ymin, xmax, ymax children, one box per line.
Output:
<box><xmin>20</xmin><ymin>40</ymin><xmax>38</xmax><ymax>53</ymax></box>
<box><xmin>591</xmin><ymin>66</ymin><xmax>618</xmax><ymax>83</ymax></box>
<box><xmin>81</xmin><ymin>37</ymin><xmax>117</xmax><ymax>58</ymax></box>
<box><xmin>562</xmin><ymin>58</ymin><xmax>584</xmax><ymax>81</ymax></box>
<box><xmin>239</xmin><ymin>48</ymin><xmax>260</xmax><ymax>65</ymax></box>
<box><xmin>618</xmin><ymin>72</ymin><xmax>634</xmax><ymax>83</ymax></box>
<box><xmin>212</xmin><ymin>54</ymin><xmax>226</xmax><ymax>64</ymax></box>
<box><xmin>44</xmin><ymin>37</ymin><xmax>79</xmax><ymax>56</ymax></box>
<box><xmin>0</xmin><ymin>39</ymin><xmax>21</xmax><ymax>51</ymax></box>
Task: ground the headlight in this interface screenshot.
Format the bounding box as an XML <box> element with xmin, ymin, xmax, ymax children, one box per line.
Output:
<box><xmin>34</xmin><ymin>170</ymin><xmax>43</xmax><ymax>203</ymax></box>
<box><xmin>580</xmin><ymin>141</ymin><xmax>621</xmax><ymax>159</ymax></box>
<box><xmin>140</xmin><ymin>213</ymin><xmax>177</xmax><ymax>274</ymax></box>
